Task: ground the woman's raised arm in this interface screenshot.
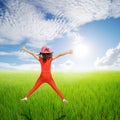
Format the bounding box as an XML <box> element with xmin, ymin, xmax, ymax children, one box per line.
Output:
<box><xmin>21</xmin><ymin>46</ymin><xmax>39</xmax><ymax>60</ymax></box>
<box><xmin>53</xmin><ymin>50</ymin><xmax>72</xmax><ymax>60</ymax></box>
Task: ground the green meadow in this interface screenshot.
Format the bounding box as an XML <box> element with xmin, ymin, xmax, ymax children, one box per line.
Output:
<box><xmin>0</xmin><ymin>70</ymin><xmax>120</xmax><ymax>120</ymax></box>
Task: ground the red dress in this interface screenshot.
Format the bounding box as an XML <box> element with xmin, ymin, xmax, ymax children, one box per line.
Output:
<box><xmin>25</xmin><ymin>57</ymin><xmax>64</xmax><ymax>100</ymax></box>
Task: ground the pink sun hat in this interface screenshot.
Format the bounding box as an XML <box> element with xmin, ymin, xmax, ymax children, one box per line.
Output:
<box><xmin>39</xmin><ymin>46</ymin><xmax>53</xmax><ymax>53</ymax></box>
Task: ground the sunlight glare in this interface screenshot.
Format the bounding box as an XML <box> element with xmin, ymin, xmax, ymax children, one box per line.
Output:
<box><xmin>73</xmin><ymin>44</ymin><xmax>89</xmax><ymax>58</ymax></box>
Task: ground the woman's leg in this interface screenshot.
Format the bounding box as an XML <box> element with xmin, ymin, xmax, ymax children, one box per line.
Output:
<box><xmin>47</xmin><ymin>80</ymin><xmax>64</xmax><ymax>100</ymax></box>
<box><xmin>25</xmin><ymin>77</ymin><xmax>44</xmax><ymax>98</ymax></box>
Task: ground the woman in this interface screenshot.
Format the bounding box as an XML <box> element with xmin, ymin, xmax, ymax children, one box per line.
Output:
<box><xmin>21</xmin><ymin>46</ymin><xmax>72</xmax><ymax>103</ymax></box>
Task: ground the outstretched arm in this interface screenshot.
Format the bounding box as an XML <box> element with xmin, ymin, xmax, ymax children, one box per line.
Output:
<box><xmin>21</xmin><ymin>46</ymin><xmax>39</xmax><ymax>60</ymax></box>
<box><xmin>53</xmin><ymin>50</ymin><xmax>73</xmax><ymax>60</ymax></box>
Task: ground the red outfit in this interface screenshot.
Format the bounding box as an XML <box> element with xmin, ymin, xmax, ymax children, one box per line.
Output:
<box><xmin>25</xmin><ymin>57</ymin><xmax>64</xmax><ymax>100</ymax></box>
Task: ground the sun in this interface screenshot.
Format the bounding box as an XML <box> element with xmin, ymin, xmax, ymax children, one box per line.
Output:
<box><xmin>73</xmin><ymin>44</ymin><xmax>89</xmax><ymax>58</ymax></box>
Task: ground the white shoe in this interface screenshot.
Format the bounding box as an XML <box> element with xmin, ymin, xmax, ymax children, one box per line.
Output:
<box><xmin>63</xmin><ymin>99</ymin><xmax>69</xmax><ymax>104</ymax></box>
<box><xmin>21</xmin><ymin>97</ymin><xmax>27</xmax><ymax>102</ymax></box>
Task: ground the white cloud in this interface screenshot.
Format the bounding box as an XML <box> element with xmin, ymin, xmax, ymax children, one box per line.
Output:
<box><xmin>0</xmin><ymin>62</ymin><xmax>40</xmax><ymax>70</ymax></box>
<box><xmin>67</xmin><ymin>30</ymin><xmax>85</xmax><ymax>44</ymax></box>
<box><xmin>0</xmin><ymin>51</ymin><xmax>18</xmax><ymax>56</ymax></box>
<box><xmin>0</xmin><ymin>61</ymin><xmax>55</xmax><ymax>70</ymax></box>
<box><xmin>0</xmin><ymin>51</ymin><xmax>37</xmax><ymax>62</ymax></box>
<box><xmin>59</xmin><ymin>59</ymin><xmax>75</xmax><ymax>70</ymax></box>
<box><xmin>0</xmin><ymin>0</ymin><xmax>120</xmax><ymax>48</ymax></box>
<box><xmin>95</xmin><ymin>42</ymin><xmax>120</xmax><ymax>69</ymax></box>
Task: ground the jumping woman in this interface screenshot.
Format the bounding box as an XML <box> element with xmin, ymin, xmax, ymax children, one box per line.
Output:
<box><xmin>21</xmin><ymin>46</ymin><xmax>72</xmax><ymax>103</ymax></box>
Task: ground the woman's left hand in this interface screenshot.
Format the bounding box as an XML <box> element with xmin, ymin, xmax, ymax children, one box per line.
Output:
<box><xmin>68</xmin><ymin>50</ymin><xmax>73</xmax><ymax>54</ymax></box>
<box><xmin>21</xmin><ymin>46</ymin><xmax>26</xmax><ymax>51</ymax></box>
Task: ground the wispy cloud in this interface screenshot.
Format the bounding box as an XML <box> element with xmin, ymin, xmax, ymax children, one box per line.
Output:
<box><xmin>95</xmin><ymin>42</ymin><xmax>120</xmax><ymax>69</ymax></box>
<box><xmin>0</xmin><ymin>0</ymin><xmax>120</xmax><ymax>48</ymax></box>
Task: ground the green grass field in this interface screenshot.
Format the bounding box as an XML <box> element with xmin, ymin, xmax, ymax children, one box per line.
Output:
<box><xmin>0</xmin><ymin>70</ymin><xmax>120</xmax><ymax>120</ymax></box>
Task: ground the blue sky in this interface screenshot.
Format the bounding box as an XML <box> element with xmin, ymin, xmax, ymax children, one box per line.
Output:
<box><xmin>0</xmin><ymin>0</ymin><xmax>120</xmax><ymax>70</ymax></box>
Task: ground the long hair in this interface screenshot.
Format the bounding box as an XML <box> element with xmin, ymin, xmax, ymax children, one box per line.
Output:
<box><xmin>39</xmin><ymin>53</ymin><xmax>53</xmax><ymax>62</ymax></box>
